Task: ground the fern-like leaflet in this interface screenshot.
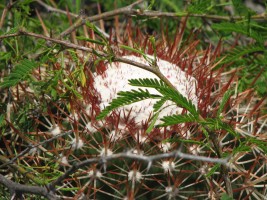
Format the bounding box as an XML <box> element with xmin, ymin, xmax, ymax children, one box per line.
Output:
<box><xmin>187</xmin><ymin>0</ymin><xmax>212</xmax><ymax>14</ymax></box>
<box><xmin>157</xmin><ymin>114</ymin><xmax>196</xmax><ymax>127</ymax></box>
<box><xmin>217</xmin><ymin>90</ymin><xmax>233</xmax><ymax>118</ymax></box>
<box><xmin>201</xmin><ymin>118</ymin><xmax>237</xmax><ymax>136</ymax></box>
<box><xmin>212</xmin><ymin>22</ymin><xmax>263</xmax><ymax>43</ymax></box>
<box><xmin>153</xmin><ymin>97</ymin><xmax>168</xmax><ymax>112</ymax></box>
<box><xmin>215</xmin><ymin>45</ymin><xmax>264</xmax><ymax>67</ymax></box>
<box><xmin>97</xmin><ymin>77</ymin><xmax>199</xmax><ymax>129</ymax></box>
<box><xmin>129</xmin><ymin>78</ymin><xmax>167</xmax><ymax>89</ymax></box>
<box><xmin>129</xmin><ymin>78</ymin><xmax>199</xmax><ymax>116</ymax></box>
<box><xmin>0</xmin><ymin>59</ymin><xmax>38</xmax><ymax>88</ymax></box>
<box><xmin>96</xmin><ymin>88</ymin><xmax>162</xmax><ymax>120</ymax></box>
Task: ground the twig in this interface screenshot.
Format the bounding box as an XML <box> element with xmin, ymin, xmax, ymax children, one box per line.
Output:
<box><xmin>48</xmin><ymin>150</ymin><xmax>228</xmax><ymax>191</ymax></box>
<box><xmin>37</xmin><ymin>0</ymin><xmax>266</xmax><ymax>23</ymax></box>
<box><xmin>0</xmin><ymin>155</ymin><xmax>45</xmax><ymax>185</ymax></box>
<box><xmin>35</xmin><ymin>0</ymin><xmax>266</xmax><ymax>39</ymax></box>
<box><xmin>0</xmin><ymin>174</ymin><xmax>57</xmax><ymax>200</ymax></box>
<box><xmin>58</xmin><ymin>0</ymin><xmax>145</xmax><ymax>38</ymax></box>
<box><xmin>36</xmin><ymin>0</ymin><xmax>78</xmax><ymax>18</ymax></box>
<box><xmin>130</xmin><ymin>10</ymin><xmax>266</xmax><ymax>21</ymax></box>
<box><xmin>0</xmin><ymin>30</ymin><xmax>162</xmax><ymax>77</ymax></box>
<box><xmin>35</xmin><ymin>0</ymin><xmax>110</xmax><ymax>38</ymax></box>
<box><xmin>0</xmin><ymin>1</ymin><xmax>18</xmax><ymax>28</ymax></box>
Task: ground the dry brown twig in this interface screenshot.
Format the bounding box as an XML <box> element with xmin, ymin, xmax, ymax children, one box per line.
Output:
<box><xmin>35</xmin><ymin>0</ymin><xmax>267</xmax><ymax>40</ymax></box>
<box><xmin>0</xmin><ymin>148</ymin><xmax>228</xmax><ymax>199</ymax></box>
<box><xmin>48</xmin><ymin>150</ymin><xmax>228</xmax><ymax>192</ymax></box>
<box><xmin>0</xmin><ymin>174</ymin><xmax>57</xmax><ymax>200</ymax></box>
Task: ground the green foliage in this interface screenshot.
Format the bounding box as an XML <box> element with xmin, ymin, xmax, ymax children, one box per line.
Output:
<box><xmin>205</xmin><ymin>163</ymin><xmax>220</xmax><ymax>178</ymax></box>
<box><xmin>248</xmin><ymin>138</ymin><xmax>267</xmax><ymax>153</ymax></box>
<box><xmin>120</xmin><ymin>44</ymin><xmax>148</xmax><ymax>58</ymax></box>
<box><xmin>158</xmin><ymin>114</ymin><xmax>196</xmax><ymax>127</ymax></box>
<box><xmin>156</xmin><ymin>85</ymin><xmax>199</xmax><ymax>116</ymax></box>
<box><xmin>0</xmin><ymin>114</ymin><xmax>5</xmax><ymax>128</ymax></box>
<box><xmin>215</xmin><ymin>44</ymin><xmax>263</xmax><ymax>66</ymax></box>
<box><xmin>153</xmin><ymin>97</ymin><xmax>168</xmax><ymax>112</ymax></box>
<box><xmin>237</xmin><ymin>57</ymin><xmax>267</xmax><ymax>97</ymax></box>
<box><xmin>212</xmin><ymin>22</ymin><xmax>263</xmax><ymax>43</ymax></box>
<box><xmin>0</xmin><ymin>59</ymin><xmax>38</xmax><ymax>88</ymax></box>
<box><xmin>255</xmin><ymin>69</ymin><xmax>267</xmax><ymax>96</ymax></box>
<box><xmin>146</xmin><ymin>111</ymin><xmax>160</xmax><ymax>133</ymax></box>
<box><xmin>211</xmin><ymin>7</ymin><xmax>267</xmax><ymax>97</ymax></box>
<box><xmin>187</xmin><ymin>0</ymin><xmax>212</xmax><ymax>14</ymax></box>
<box><xmin>16</xmin><ymin>0</ymin><xmax>33</xmax><ymax>15</ymax></box>
<box><xmin>77</xmin><ymin>36</ymin><xmax>106</xmax><ymax>46</ymax></box>
<box><xmin>35</xmin><ymin>68</ymin><xmax>61</xmax><ymax>99</ymax></box>
<box><xmin>97</xmin><ymin>77</ymin><xmax>237</xmax><ymax>137</ymax></box>
<box><xmin>85</xmin><ymin>21</ymin><xmax>108</xmax><ymax>43</ymax></box>
<box><xmin>217</xmin><ymin>90</ymin><xmax>233</xmax><ymax>118</ymax></box>
<box><xmin>96</xmin><ymin>88</ymin><xmax>162</xmax><ymax>120</ymax></box>
<box><xmin>231</xmin><ymin>0</ymin><xmax>254</xmax><ymax>16</ymax></box>
<box><xmin>128</xmin><ymin>78</ymin><xmax>199</xmax><ymax>115</ymax></box>
<box><xmin>202</xmin><ymin>118</ymin><xmax>237</xmax><ymax>136</ymax></box>
<box><xmin>4</xmin><ymin>26</ymin><xmax>20</xmax><ymax>35</ymax></box>
<box><xmin>215</xmin><ymin>44</ymin><xmax>267</xmax><ymax>96</ymax></box>
<box><xmin>221</xmin><ymin>193</ymin><xmax>234</xmax><ymax>200</ymax></box>
<box><xmin>232</xmin><ymin>141</ymin><xmax>251</xmax><ymax>154</ymax></box>
<box><xmin>128</xmin><ymin>78</ymin><xmax>167</xmax><ymax>89</ymax></box>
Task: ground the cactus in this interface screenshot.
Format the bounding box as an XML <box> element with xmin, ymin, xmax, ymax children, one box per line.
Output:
<box><xmin>0</xmin><ymin>1</ymin><xmax>266</xmax><ymax>200</ymax></box>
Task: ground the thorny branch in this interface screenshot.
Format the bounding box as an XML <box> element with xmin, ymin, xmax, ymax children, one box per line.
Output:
<box><xmin>0</xmin><ymin>148</ymin><xmax>227</xmax><ymax>199</ymax></box>
<box><xmin>49</xmin><ymin>150</ymin><xmax>228</xmax><ymax>191</ymax></box>
<box><xmin>57</xmin><ymin>0</ymin><xmax>145</xmax><ymax>38</ymax></box>
<box><xmin>0</xmin><ymin>174</ymin><xmax>57</xmax><ymax>200</ymax></box>
<box><xmin>0</xmin><ymin>30</ymin><xmax>175</xmax><ymax>89</ymax></box>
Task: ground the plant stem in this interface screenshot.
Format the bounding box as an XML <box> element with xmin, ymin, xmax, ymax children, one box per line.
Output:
<box><xmin>0</xmin><ymin>155</ymin><xmax>45</xmax><ymax>185</ymax></box>
<box><xmin>35</xmin><ymin>0</ymin><xmax>266</xmax><ymax>39</ymax></box>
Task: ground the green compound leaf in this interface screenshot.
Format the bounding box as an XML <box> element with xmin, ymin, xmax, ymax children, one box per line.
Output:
<box><xmin>120</xmin><ymin>45</ymin><xmax>148</xmax><ymax>58</ymax></box>
<box><xmin>146</xmin><ymin>111</ymin><xmax>160</xmax><ymax>133</ymax></box>
<box><xmin>217</xmin><ymin>90</ymin><xmax>233</xmax><ymax>117</ymax></box>
<box><xmin>129</xmin><ymin>78</ymin><xmax>167</xmax><ymax>89</ymax></box>
<box><xmin>153</xmin><ymin>97</ymin><xmax>168</xmax><ymax>112</ymax></box>
<box><xmin>157</xmin><ymin>114</ymin><xmax>196</xmax><ymax>127</ymax></box>
<box><xmin>212</xmin><ymin>22</ymin><xmax>263</xmax><ymax>43</ymax></box>
<box><xmin>214</xmin><ymin>45</ymin><xmax>264</xmax><ymax>69</ymax></box>
<box><xmin>158</xmin><ymin>86</ymin><xmax>198</xmax><ymax>116</ymax></box>
<box><xmin>97</xmin><ymin>78</ymin><xmax>199</xmax><ymax>122</ymax></box>
<box><xmin>221</xmin><ymin>193</ymin><xmax>234</xmax><ymax>200</ymax></box>
<box><xmin>96</xmin><ymin>88</ymin><xmax>162</xmax><ymax>120</ymax></box>
<box><xmin>76</xmin><ymin>36</ymin><xmax>106</xmax><ymax>46</ymax></box>
<box><xmin>129</xmin><ymin>78</ymin><xmax>199</xmax><ymax>117</ymax></box>
<box><xmin>201</xmin><ymin>118</ymin><xmax>237</xmax><ymax>136</ymax></box>
<box><xmin>187</xmin><ymin>0</ymin><xmax>212</xmax><ymax>14</ymax></box>
<box><xmin>0</xmin><ymin>59</ymin><xmax>38</xmax><ymax>89</ymax></box>
<box><xmin>205</xmin><ymin>163</ymin><xmax>220</xmax><ymax>178</ymax></box>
